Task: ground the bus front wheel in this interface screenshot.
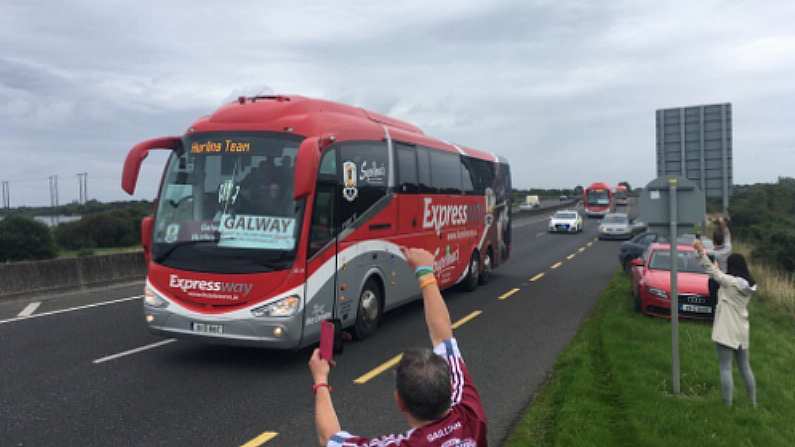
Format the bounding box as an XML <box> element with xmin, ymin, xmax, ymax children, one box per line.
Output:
<box><xmin>353</xmin><ymin>278</ymin><xmax>382</xmax><ymax>340</ymax></box>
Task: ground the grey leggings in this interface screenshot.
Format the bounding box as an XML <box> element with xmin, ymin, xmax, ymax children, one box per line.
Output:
<box><xmin>716</xmin><ymin>343</ymin><xmax>757</xmax><ymax>406</ymax></box>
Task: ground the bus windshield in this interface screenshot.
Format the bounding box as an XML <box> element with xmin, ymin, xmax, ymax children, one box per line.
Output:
<box><xmin>152</xmin><ymin>132</ymin><xmax>305</xmax><ymax>273</ymax></box>
<box><xmin>587</xmin><ymin>189</ymin><xmax>610</xmax><ymax>205</ymax></box>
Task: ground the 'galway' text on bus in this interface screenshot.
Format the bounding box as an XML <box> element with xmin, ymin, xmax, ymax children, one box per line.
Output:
<box><xmin>122</xmin><ymin>95</ymin><xmax>511</xmax><ymax>348</ymax></box>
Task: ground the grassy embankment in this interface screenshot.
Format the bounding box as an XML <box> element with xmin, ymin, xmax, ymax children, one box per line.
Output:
<box><xmin>505</xmin><ymin>268</ymin><xmax>795</xmax><ymax>447</ymax></box>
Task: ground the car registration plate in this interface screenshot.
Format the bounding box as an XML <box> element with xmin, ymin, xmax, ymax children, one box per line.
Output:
<box><xmin>681</xmin><ymin>304</ymin><xmax>712</xmax><ymax>314</ymax></box>
<box><xmin>192</xmin><ymin>322</ymin><xmax>224</xmax><ymax>334</ymax></box>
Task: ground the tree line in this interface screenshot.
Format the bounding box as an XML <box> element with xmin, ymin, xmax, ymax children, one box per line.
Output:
<box><xmin>729</xmin><ymin>177</ymin><xmax>795</xmax><ymax>272</ymax></box>
<box><xmin>0</xmin><ymin>201</ymin><xmax>152</xmax><ymax>262</ymax></box>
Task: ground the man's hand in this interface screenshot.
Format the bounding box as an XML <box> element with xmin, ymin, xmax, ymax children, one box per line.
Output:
<box><xmin>692</xmin><ymin>239</ymin><xmax>705</xmax><ymax>255</ymax></box>
<box><xmin>309</xmin><ymin>348</ymin><xmax>342</xmax><ymax>446</ymax></box>
<box><xmin>401</xmin><ymin>247</ymin><xmax>435</xmax><ymax>270</ymax></box>
<box><xmin>308</xmin><ymin>348</ymin><xmax>334</xmax><ymax>384</ymax></box>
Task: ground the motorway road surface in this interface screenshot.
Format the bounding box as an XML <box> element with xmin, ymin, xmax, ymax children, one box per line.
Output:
<box><xmin>0</xmin><ymin>203</ymin><xmax>633</xmax><ymax>446</ymax></box>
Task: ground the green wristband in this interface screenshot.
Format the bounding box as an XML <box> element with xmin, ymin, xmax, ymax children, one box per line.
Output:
<box><xmin>415</xmin><ymin>266</ymin><xmax>434</xmax><ymax>278</ymax></box>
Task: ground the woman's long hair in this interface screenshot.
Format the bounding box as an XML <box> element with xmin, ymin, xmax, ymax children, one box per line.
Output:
<box><xmin>727</xmin><ymin>253</ymin><xmax>756</xmax><ymax>287</ymax></box>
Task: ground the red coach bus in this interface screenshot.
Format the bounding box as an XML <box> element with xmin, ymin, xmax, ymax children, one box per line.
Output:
<box><xmin>583</xmin><ymin>182</ymin><xmax>612</xmax><ymax>217</ymax></box>
<box><xmin>122</xmin><ymin>95</ymin><xmax>511</xmax><ymax>348</ymax></box>
<box><xmin>614</xmin><ymin>184</ymin><xmax>628</xmax><ymax>206</ymax></box>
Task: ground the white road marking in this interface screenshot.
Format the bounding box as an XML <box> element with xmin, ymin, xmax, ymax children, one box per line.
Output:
<box><xmin>17</xmin><ymin>302</ymin><xmax>41</xmax><ymax>317</ymax></box>
<box><xmin>93</xmin><ymin>339</ymin><xmax>177</xmax><ymax>365</ymax></box>
<box><xmin>513</xmin><ymin>212</ymin><xmax>560</xmax><ymax>229</ymax></box>
<box><xmin>0</xmin><ymin>295</ymin><xmax>143</xmax><ymax>326</ymax></box>
<box><xmin>535</xmin><ymin>231</ymin><xmax>546</xmax><ymax>238</ymax></box>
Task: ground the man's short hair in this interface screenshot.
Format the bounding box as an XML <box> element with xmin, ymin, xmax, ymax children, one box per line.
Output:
<box><xmin>396</xmin><ymin>348</ymin><xmax>451</xmax><ymax>421</ymax></box>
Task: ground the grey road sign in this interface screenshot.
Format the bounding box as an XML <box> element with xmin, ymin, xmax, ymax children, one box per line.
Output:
<box><xmin>656</xmin><ymin>103</ymin><xmax>732</xmax><ymax>211</ymax></box>
<box><xmin>640</xmin><ymin>176</ymin><xmax>706</xmax><ymax>238</ymax></box>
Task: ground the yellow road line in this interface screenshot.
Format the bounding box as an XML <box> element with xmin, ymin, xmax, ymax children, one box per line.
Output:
<box><xmin>551</xmin><ymin>261</ymin><xmax>563</xmax><ymax>269</ymax></box>
<box><xmin>530</xmin><ymin>272</ymin><xmax>545</xmax><ymax>282</ymax></box>
<box><xmin>497</xmin><ymin>288</ymin><xmax>520</xmax><ymax>301</ymax></box>
<box><xmin>578</xmin><ymin>247</ymin><xmax>586</xmax><ymax>253</ymax></box>
<box><xmin>240</xmin><ymin>431</ymin><xmax>278</xmax><ymax>447</ymax></box>
<box><xmin>354</xmin><ymin>353</ymin><xmax>404</xmax><ymax>384</ymax></box>
<box><xmin>566</xmin><ymin>254</ymin><xmax>576</xmax><ymax>260</ymax></box>
<box><xmin>355</xmin><ymin>310</ymin><xmax>483</xmax><ymax>384</ymax></box>
<box><xmin>451</xmin><ymin>310</ymin><xmax>483</xmax><ymax>329</ymax></box>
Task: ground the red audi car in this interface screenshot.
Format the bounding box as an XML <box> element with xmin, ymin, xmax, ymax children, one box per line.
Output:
<box><xmin>629</xmin><ymin>243</ymin><xmax>714</xmax><ymax>320</ymax></box>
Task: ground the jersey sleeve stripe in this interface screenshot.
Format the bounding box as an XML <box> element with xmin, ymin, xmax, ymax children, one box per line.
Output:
<box><xmin>434</xmin><ymin>338</ymin><xmax>461</xmax><ymax>359</ymax></box>
<box><xmin>450</xmin><ymin>356</ymin><xmax>464</xmax><ymax>404</ymax></box>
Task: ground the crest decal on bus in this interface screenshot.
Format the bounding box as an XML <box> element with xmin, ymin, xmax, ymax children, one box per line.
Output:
<box><xmin>342</xmin><ymin>161</ymin><xmax>358</xmax><ymax>202</ymax></box>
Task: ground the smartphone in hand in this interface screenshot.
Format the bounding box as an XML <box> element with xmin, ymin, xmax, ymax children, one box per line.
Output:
<box><xmin>319</xmin><ymin>320</ymin><xmax>335</xmax><ymax>361</ymax></box>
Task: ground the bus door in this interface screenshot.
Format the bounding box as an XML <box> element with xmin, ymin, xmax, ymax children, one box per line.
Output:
<box><xmin>336</xmin><ymin>141</ymin><xmax>399</xmax><ymax>324</ymax></box>
<box><xmin>395</xmin><ymin>143</ymin><xmax>420</xmax><ymax>234</ymax></box>
<box><xmin>304</xmin><ymin>148</ymin><xmax>339</xmax><ymax>344</ymax></box>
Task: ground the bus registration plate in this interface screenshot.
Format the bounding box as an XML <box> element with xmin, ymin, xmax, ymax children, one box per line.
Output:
<box><xmin>192</xmin><ymin>322</ymin><xmax>224</xmax><ymax>334</ymax></box>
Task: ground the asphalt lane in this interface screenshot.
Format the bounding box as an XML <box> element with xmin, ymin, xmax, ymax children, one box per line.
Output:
<box><xmin>0</xmin><ymin>205</ymin><xmax>631</xmax><ymax>446</ymax></box>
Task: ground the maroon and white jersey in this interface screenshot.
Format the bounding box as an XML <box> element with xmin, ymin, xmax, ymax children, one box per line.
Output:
<box><xmin>328</xmin><ymin>338</ymin><xmax>487</xmax><ymax>447</ymax></box>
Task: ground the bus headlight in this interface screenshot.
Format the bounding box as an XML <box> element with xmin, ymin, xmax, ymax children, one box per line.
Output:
<box><xmin>251</xmin><ymin>296</ymin><xmax>300</xmax><ymax>318</ymax></box>
<box><xmin>144</xmin><ymin>286</ymin><xmax>169</xmax><ymax>308</ymax></box>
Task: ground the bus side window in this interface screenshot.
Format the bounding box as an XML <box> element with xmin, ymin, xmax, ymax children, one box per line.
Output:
<box><xmin>309</xmin><ymin>148</ymin><xmax>337</xmax><ymax>258</ymax></box>
<box><xmin>461</xmin><ymin>156</ymin><xmax>475</xmax><ymax>195</ymax></box>
<box><xmin>395</xmin><ymin>144</ymin><xmax>418</xmax><ymax>193</ymax></box>
<box><xmin>469</xmin><ymin>158</ymin><xmax>494</xmax><ymax>195</ymax></box>
<box><xmin>416</xmin><ymin>147</ymin><xmax>435</xmax><ymax>194</ymax></box>
<box><xmin>430</xmin><ymin>150</ymin><xmax>462</xmax><ymax>195</ymax></box>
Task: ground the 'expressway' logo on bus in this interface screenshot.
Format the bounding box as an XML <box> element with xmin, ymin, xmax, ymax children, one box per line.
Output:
<box><xmin>422</xmin><ymin>198</ymin><xmax>468</xmax><ymax>235</ymax></box>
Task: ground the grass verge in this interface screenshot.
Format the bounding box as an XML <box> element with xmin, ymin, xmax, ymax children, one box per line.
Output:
<box><xmin>504</xmin><ymin>271</ymin><xmax>795</xmax><ymax>447</ymax></box>
<box><xmin>734</xmin><ymin>241</ymin><xmax>795</xmax><ymax>319</ymax></box>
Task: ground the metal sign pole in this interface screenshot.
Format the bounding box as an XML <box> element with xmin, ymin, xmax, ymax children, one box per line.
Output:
<box><xmin>669</xmin><ymin>177</ymin><xmax>680</xmax><ymax>395</ymax></box>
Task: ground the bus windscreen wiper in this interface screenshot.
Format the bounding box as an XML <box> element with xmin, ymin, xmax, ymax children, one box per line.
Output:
<box><xmin>154</xmin><ymin>238</ymin><xmax>217</xmax><ymax>263</ymax></box>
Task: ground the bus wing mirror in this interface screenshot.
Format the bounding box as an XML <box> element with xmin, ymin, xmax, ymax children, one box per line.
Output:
<box><xmin>141</xmin><ymin>215</ymin><xmax>154</xmax><ymax>264</ymax></box>
<box><xmin>122</xmin><ymin>136</ymin><xmax>181</xmax><ymax>195</ymax></box>
<box><xmin>293</xmin><ymin>137</ymin><xmax>320</xmax><ymax>200</ymax></box>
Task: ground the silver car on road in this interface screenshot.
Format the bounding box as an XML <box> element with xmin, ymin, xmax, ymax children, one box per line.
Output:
<box><xmin>598</xmin><ymin>213</ymin><xmax>632</xmax><ymax>240</ymax></box>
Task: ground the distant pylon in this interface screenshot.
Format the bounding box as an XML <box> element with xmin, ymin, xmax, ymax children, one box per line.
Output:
<box><xmin>76</xmin><ymin>172</ymin><xmax>88</xmax><ymax>204</ymax></box>
<box><xmin>1</xmin><ymin>181</ymin><xmax>9</xmax><ymax>209</ymax></box>
<box><xmin>49</xmin><ymin>175</ymin><xmax>59</xmax><ymax>225</ymax></box>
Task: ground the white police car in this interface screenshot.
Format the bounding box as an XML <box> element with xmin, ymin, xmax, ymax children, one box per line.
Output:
<box><xmin>548</xmin><ymin>210</ymin><xmax>583</xmax><ymax>233</ymax></box>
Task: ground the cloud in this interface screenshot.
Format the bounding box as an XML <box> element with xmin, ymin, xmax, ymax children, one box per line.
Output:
<box><xmin>1</xmin><ymin>0</ymin><xmax>793</xmax><ymax>206</ymax></box>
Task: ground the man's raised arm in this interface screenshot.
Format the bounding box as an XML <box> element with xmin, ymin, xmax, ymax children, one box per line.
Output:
<box><xmin>401</xmin><ymin>247</ymin><xmax>453</xmax><ymax>346</ymax></box>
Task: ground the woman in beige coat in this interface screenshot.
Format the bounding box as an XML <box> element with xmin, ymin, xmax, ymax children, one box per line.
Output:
<box><xmin>694</xmin><ymin>239</ymin><xmax>758</xmax><ymax>407</ymax></box>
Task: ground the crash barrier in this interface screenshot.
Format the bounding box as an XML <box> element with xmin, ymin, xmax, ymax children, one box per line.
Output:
<box><xmin>0</xmin><ymin>251</ymin><xmax>145</xmax><ymax>300</ymax></box>
<box><xmin>513</xmin><ymin>199</ymin><xmax>580</xmax><ymax>216</ymax></box>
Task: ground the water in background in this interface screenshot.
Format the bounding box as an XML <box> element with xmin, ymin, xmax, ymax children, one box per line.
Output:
<box><xmin>0</xmin><ymin>215</ymin><xmax>82</xmax><ymax>227</ymax></box>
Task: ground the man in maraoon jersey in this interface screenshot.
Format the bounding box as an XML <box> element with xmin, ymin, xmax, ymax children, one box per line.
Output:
<box><xmin>309</xmin><ymin>247</ymin><xmax>488</xmax><ymax>446</ymax></box>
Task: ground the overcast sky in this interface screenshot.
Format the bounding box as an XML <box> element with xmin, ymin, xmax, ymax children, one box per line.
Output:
<box><xmin>1</xmin><ymin>0</ymin><xmax>793</xmax><ymax>207</ymax></box>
